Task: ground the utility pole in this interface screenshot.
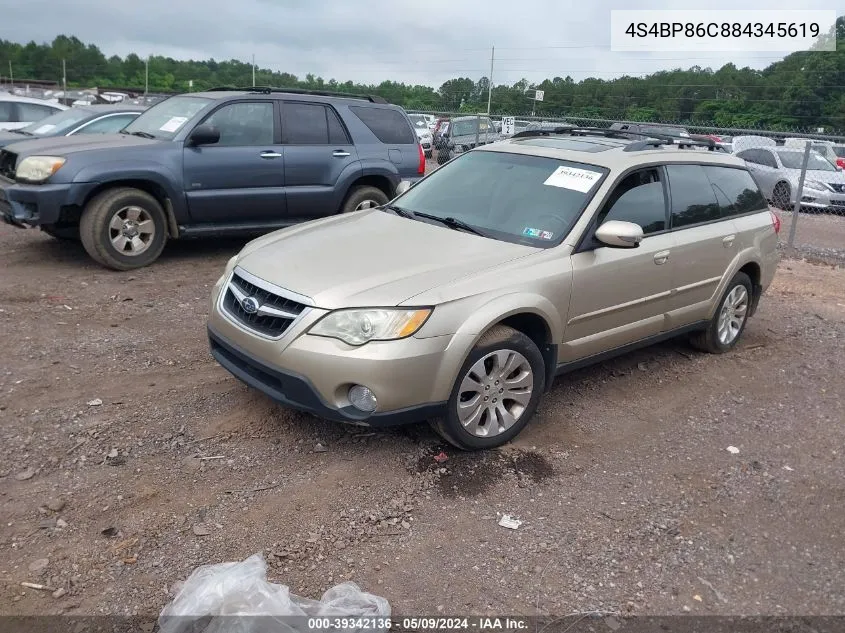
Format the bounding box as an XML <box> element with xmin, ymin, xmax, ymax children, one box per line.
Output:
<box><xmin>487</xmin><ymin>45</ymin><xmax>494</xmax><ymax>115</ymax></box>
<box><xmin>62</xmin><ymin>58</ymin><xmax>67</xmax><ymax>96</ymax></box>
<box><xmin>252</xmin><ymin>54</ymin><xmax>256</xmax><ymax>87</ymax></box>
<box><xmin>144</xmin><ymin>56</ymin><xmax>149</xmax><ymax>96</ymax></box>
<box><xmin>8</xmin><ymin>60</ymin><xmax>12</xmax><ymax>87</ymax></box>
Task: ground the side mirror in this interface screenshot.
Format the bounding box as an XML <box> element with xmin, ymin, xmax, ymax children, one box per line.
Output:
<box><xmin>395</xmin><ymin>181</ymin><xmax>412</xmax><ymax>196</ymax></box>
<box><xmin>595</xmin><ymin>220</ymin><xmax>644</xmax><ymax>248</ymax></box>
<box><xmin>188</xmin><ymin>124</ymin><xmax>220</xmax><ymax>146</ymax></box>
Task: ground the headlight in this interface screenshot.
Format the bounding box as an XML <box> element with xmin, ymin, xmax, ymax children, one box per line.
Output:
<box><xmin>15</xmin><ymin>156</ymin><xmax>66</xmax><ymax>183</ymax></box>
<box><xmin>308</xmin><ymin>308</ymin><xmax>432</xmax><ymax>346</ymax></box>
<box><xmin>804</xmin><ymin>179</ymin><xmax>829</xmax><ymax>192</ymax></box>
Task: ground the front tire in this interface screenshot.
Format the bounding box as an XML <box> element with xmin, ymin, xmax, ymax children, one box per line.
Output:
<box><xmin>690</xmin><ymin>272</ymin><xmax>753</xmax><ymax>354</ymax></box>
<box><xmin>430</xmin><ymin>326</ymin><xmax>545</xmax><ymax>451</ymax></box>
<box><xmin>772</xmin><ymin>181</ymin><xmax>791</xmax><ymax>211</ymax></box>
<box><xmin>341</xmin><ymin>186</ymin><xmax>389</xmax><ymax>214</ymax></box>
<box><xmin>79</xmin><ymin>187</ymin><xmax>168</xmax><ymax>271</ymax></box>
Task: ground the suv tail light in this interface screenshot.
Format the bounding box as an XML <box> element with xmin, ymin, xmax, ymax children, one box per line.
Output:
<box><xmin>837</xmin><ymin>157</ymin><xmax>845</xmax><ymax>170</ymax></box>
<box><xmin>417</xmin><ymin>143</ymin><xmax>425</xmax><ymax>175</ymax></box>
<box><xmin>769</xmin><ymin>208</ymin><xmax>781</xmax><ymax>234</ymax></box>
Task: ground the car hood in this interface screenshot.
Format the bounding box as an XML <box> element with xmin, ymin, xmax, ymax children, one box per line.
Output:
<box><xmin>0</xmin><ymin>130</ymin><xmax>37</xmax><ymax>147</ymax></box>
<box><xmin>783</xmin><ymin>168</ymin><xmax>844</xmax><ymax>186</ymax></box>
<box><xmin>2</xmin><ymin>133</ymin><xmax>161</xmax><ymax>158</ymax></box>
<box><xmin>234</xmin><ymin>210</ymin><xmax>538</xmax><ymax>309</ymax></box>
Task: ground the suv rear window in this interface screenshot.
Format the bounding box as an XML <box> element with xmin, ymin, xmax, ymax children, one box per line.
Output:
<box><xmin>349</xmin><ymin>106</ymin><xmax>415</xmax><ymax>144</ymax></box>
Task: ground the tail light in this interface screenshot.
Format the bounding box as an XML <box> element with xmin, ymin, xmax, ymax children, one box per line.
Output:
<box><xmin>837</xmin><ymin>157</ymin><xmax>845</xmax><ymax>169</ymax></box>
<box><xmin>770</xmin><ymin>208</ymin><xmax>781</xmax><ymax>234</ymax></box>
<box><xmin>417</xmin><ymin>143</ymin><xmax>425</xmax><ymax>175</ymax></box>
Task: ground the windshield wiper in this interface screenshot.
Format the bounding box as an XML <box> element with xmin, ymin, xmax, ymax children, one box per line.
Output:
<box><xmin>126</xmin><ymin>131</ymin><xmax>156</xmax><ymax>139</ymax></box>
<box><xmin>11</xmin><ymin>129</ymin><xmax>33</xmax><ymax>136</ymax></box>
<box><xmin>383</xmin><ymin>203</ymin><xmax>415</xmax><ymax>219</ymax></box>
<box><xmin>413</xmin><ymin>212</ymin><xmax>487</xmax><ymax>237</ymax></box>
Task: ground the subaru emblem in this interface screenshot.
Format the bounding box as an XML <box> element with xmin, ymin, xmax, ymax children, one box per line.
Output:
<box><xmin>241</xmin><ymin>296</ymin><xmax>260</xmax><ymax>314</ymax></box>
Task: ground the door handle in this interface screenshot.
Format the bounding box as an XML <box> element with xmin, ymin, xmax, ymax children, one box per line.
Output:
<box><xmin>332</xmin><ymin>150</ymin><xmax>351</xmax><ymax>158</ymax></box>
<box><xmin>723</xmin><ymin>234</ymin><xmax>736</xmax><ymax>247</ymax></box>
<box><xmin>259</xmin><ymin>151</ymin><xmax>282</xmax><ymax>159</ymax></box>
<box><xmin>653</xmin><ymin>250</ymin><xmax>670</xmax><ymax>265</ymax></box>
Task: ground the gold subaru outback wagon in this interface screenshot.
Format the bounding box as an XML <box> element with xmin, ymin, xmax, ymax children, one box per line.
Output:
<box><xmin>207</xmin><ymin>129</ymin><xmax>780</xmax><ymax>450</ymax></box>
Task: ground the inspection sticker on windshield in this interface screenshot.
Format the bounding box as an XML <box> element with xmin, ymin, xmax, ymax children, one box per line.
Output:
<box><xmin>159</xmin><ymin>116</ymin><xmax>188</xmax><ymax>133</ymax></box>
<box><xmin>33</xmin><ymin>124</ymin><xmax>56</xmax><ymax>134</ymax></box>
<box><xmin>543</xmin><ymin>166</ymin><xmax>601</xmax><ymax>193</ymax></box>
<box><xmin>523</xmin><ymin>228</ymin><xmax>554</xmax><ymax>240</ymax></box>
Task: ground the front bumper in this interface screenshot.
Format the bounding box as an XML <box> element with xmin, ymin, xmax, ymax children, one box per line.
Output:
<box><xmin>208</xmin><ymin>327</ymin><xmax>447</xmax><ymax>427</ymax></box>
<box><xmin>0</xmin><ymin>179</ymin><xmax>94</xmax><ymax>227</ymax></box>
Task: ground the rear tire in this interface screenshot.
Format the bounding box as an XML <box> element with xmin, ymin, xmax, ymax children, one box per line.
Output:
<box><xmin>430</xmin><ymin>325</ymin><xmax>545</xmax><ymax>451</ymax></box>
<box><xmin>690</xmin><ymin>272</ymin><xmax>753</xmax><ymax>354</ymax></box>
<box><xmin>79</xmin><ymin>187</ymin><xmax>168</xmax><ymax>271</ymax></box>
<box><xmin>41</xmin><ymin>224</ymin><xmax>80</xmax><ymax>241</ymax></box>
<box><xmin>436</xmin><ymin>147</ymin><xmax>452</xmax><ymax>165</ymax></box>
<box><xmin>341</xmin><ymin>186</ymin><xmax>389</xmax><ymax>214</ymax></box>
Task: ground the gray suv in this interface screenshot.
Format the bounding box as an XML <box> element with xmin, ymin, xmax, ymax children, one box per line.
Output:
<box><xmin>435</xmin><ymin>115</ymin><xmax>501</xmax><ymax>164</ymax></box>
<box><xmin>207</xmin><ymin>128</ymin><xmax>780</xmax><ymax>450</ymax></box>
<box><xmin>0</xmin><ymin>87</ymin><xmax>425</xmax><ymax>270</ymax></box>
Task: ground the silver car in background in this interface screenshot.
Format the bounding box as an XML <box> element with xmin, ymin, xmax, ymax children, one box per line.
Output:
<box><xmin>734</xmin><ymin>137</ymin><xmax>845</xmax><ymax>212</ymax></box>
<box><xmin>408</xmin><ymin>113</ymin><xmax>434</xmax><ymax>158</ymax></box>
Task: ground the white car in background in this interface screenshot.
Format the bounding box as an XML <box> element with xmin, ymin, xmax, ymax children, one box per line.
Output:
<box><xmin>408</xmin><ymin>113</ymin><xmax>434</xmax><ymax>158</ymax></box>
<box><xmin>733</xmin><ymin>135</ymin><xmax>845</xmax><ymax>212</ymax></box>
<box><xmin>0</xmin><ymin>94</ymin><xmax>68</xmax><ymax>131</ymax></box>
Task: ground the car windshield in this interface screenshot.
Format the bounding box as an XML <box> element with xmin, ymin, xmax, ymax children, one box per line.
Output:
<box><xmin>122</xmin><ymin>95</ymin><xmax>211</xmax><ymax>140</ymax></box>
<box><xmin>776</xmin><ymin>150</ymin><xmax>836</xmax><ymax>171</ymax></box>
<box><xmin>19</xmin><ymin>108</ymin><xmax>93</xmax><ymax>135</ymax></box>
<box><xmin>392</xmin><ymin>150</ymin><xmax>605</xmax><ymax>247</ymax></box>
<box><xmin>450</xmin><ymin>120</ymin><xmax>480</xmax><ymax>136</ymax></box>
<box><xmin>408</xmin><ymin>114</ymin><xmax>428</xmax><ymax>128</ymax></box>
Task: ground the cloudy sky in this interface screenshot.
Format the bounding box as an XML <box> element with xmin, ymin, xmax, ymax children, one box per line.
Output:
<box><xmin>1</xmin><ymin>0</ymin><xmax>840</xmax><ymax>88</ymax></box>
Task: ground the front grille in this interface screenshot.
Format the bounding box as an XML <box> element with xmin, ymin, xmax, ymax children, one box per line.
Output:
<box><xmin>828</xmin><ymin>183</ymin><xmax>845</xmax><ymax>193</ymax></box>
<box><xmin>221</xmin><ymin>271</ymin><xmax>308</xmax><ymax>338</ymax></box>
<box><xmin>0</xmin><ymin>151</ymin><xmax>16</xmax><ymax>181</ymax></box>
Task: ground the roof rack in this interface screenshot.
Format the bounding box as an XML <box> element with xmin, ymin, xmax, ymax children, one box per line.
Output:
<box><xmin>511</xmin><ymin>125</ymin><xmax>726</xmax><ymax>151</ymax></box>
<box><xmin>205</xmin><ymin>86</ymin><xmax>389</xmax><ymax>103</ymax></box>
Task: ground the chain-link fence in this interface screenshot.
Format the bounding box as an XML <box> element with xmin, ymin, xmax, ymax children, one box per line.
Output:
<box><xmin>417</xmin><ymin>111</ymin><xmax>845</xmax><ymax>265</ymax></box>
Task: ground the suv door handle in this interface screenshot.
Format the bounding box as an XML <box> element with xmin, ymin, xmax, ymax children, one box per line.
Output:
<box><xmin>332</xmin><ymin>150</ymin><xmax>351</xmax><ymax>158</ymax></box>
<box><xmin>259</xmin><ymin>151</ymin><xmax>282</xmax><ymax>159</ymax></box>
<box><xmin>653</xmin><ymin>250</ymin><xmax>670</xmax><ymax>265</ymax></box>
<box><xmin>723</xmin><ymin>234</ymin><xmax>736</xmax><ymax>247</ymax></box>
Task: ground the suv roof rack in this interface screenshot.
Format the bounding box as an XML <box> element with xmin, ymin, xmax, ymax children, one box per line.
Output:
<box><xmin>205</xmin><ymin>86</ymin><xmax>389</xmax><ymax>103</ymax></box>
<box><xmin>511</xmin><ymin>126</ymin><xmax>726</xmax><ymax>151</ymax></box>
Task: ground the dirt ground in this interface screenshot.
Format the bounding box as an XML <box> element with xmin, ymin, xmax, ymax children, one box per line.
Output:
<box><xmin>1</xmin><ymin>216</ymin><xmax>844</xmax><ymax>620</ymax></box>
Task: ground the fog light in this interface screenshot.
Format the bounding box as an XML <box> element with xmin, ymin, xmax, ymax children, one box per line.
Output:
<box><xmin>348</xmin><ymin>385</ymin><xmax>378</xmax><ymax>413</ymax></box>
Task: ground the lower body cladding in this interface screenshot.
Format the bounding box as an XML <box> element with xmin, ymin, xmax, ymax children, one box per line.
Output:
<box><xmin>207</xmin><ymin>307</ymin><xmax>474</xmax><ymax>428</ymax></box>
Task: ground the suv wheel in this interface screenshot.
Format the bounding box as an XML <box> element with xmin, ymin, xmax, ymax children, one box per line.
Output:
<box><xmin>342</xmin><ymin>186</ymin><xmax>389</xmax><ymax>213</ymax></box>
<box><xmin>430</xmin><ymin>325</ymin><xmax>545</xmax><ymax>450</ymax></box>
<box><xmin>42</xmin><ymin>224</ymin><xmax>80</xmax><ymax>241</ymax></box>
<box><xmin>690</xmin><ymin>272</ymin><xmax>752</xmax><ymax>354</ymax></box>
<box><xmin>79</xmin><ymin>187</ymin><xmax>168</xmax><ymax>271</ymax></box>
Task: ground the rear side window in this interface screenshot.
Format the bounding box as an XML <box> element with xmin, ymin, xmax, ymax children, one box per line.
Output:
<box><xmin>703</xmin><ymin>166</ymin><xmax>767</xmax><ymax>217</ymax></box>
<box><xmin>349</xmin><ymin>106</ymin><xmax>415</xmax><ymax>144</ymax></box>
<box><xmin>283</xmin><ymin>103</ymin><xmax>350</xmax><ymax>145</ymax></box>
<box><xmin>666</xmin><ymin>164</ymin><xmax>720</xmax><ymax>228</ymax></box>
<box><xmin>17</xmin><ymin>103</ymin><xmax>60</xmax><ymax>121</ymax></box>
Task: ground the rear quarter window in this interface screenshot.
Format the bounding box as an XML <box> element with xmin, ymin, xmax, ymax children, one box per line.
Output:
<box><xmin>703</xmin><ymin>166</ymin><xmax>768</xmax><ymax>217</ymax></box>
<box><xmin>349</xmin><ymin>106</ymin><xmax>416</xmax><ymax>144</ymax></box>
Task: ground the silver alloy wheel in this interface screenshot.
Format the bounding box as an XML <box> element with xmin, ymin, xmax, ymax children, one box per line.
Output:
<box><xmin>354</xmin><ymin>199</ymin><xmax>380</xmax><ymax>211</ymax></box>
<box><xmin>717</xmin><ymin>285</ymin><xmax>749</xmax><ymax>345</ymax></box>
<box><xmin>457</xmin><ymin>349</ymin><xmax>534</xmax><ymax>438</ymax></box>
<box><xmin>109</xmin><ymin>206</ymin><xmax>155</xmax><ymax>256</ymax></box>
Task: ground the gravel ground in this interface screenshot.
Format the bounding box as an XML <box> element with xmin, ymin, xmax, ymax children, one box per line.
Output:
<box><xmin>1</xmin><ymin>213</ymin><xmax>844</xmax><ymax>620</ymax></box>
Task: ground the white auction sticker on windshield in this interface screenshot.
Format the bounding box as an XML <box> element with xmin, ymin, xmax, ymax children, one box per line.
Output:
<box><xmin>33</xmin><ymin>124</ymin><xmax>56</xmax><ymax>134</ymax></box>
<box><xmin>159</xmin><ymin>116</ymin><xmax>188</xmax><ymax>133</ymax></box>
<box><xmin>543</xmin><ymin>166</ymin><xmax>601</xmax><ymax>193</ymax></box>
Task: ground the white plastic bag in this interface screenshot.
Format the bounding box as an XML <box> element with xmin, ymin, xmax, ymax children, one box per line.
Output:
<box><xmin>158</xmin><ymin>553</ymin><xmax>390</xmax><ymax>633</ymax></box>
